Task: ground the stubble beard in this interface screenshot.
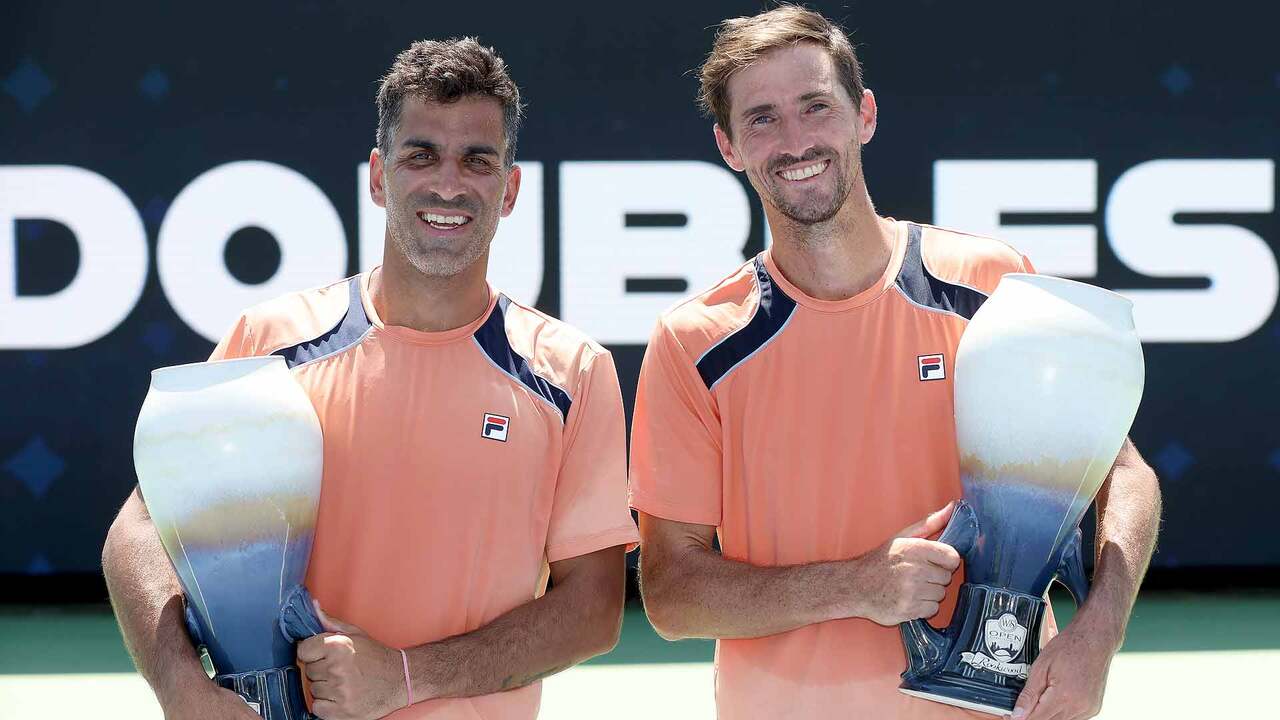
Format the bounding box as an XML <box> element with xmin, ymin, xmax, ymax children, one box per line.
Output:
<box><xmin>385</xmin><ymin>192</ymin><xmax>495</xmax><ymax>279</ymax></box>
<box><xmin>762</xmin><ymin>140</ymin><xmax>861</xmax><ymax>228</ymax></box>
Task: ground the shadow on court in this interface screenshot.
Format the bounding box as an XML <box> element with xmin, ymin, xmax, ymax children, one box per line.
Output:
<box><xmin>2</xmin><ymin>590</ymin><xmax>1278</xmax><ymax>675</ymax></box>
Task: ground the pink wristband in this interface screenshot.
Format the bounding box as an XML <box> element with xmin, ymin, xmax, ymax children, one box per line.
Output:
<box><xmin>400</xmin><ymin>648</ymin><xmax>414</xmax><ymax>706</ymax></box>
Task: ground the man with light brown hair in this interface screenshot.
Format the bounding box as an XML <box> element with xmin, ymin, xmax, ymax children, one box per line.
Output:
<box><xmin>104</xmin><ymin>38</ymin><xmax>638</xmax><ymax>720</ymax></box>
<box><xmin>630</xmin><ymin>5</ymin><xmax>1161</xmax><ymax>720</ymax></box>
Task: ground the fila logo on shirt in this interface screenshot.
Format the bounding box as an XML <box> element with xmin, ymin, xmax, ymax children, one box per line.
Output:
<box><xmin>482</xmin><ymin>413</ymin><xmax>510</xmax><ymax>442</ymax></box>
<box><xmin>918</xmin><ymin>354</ymin><xmax>946</xmax><ymax>381</ymax></box>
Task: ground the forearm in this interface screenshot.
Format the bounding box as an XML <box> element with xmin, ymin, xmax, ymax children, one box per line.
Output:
<box><xmin>1079</xmin><ymin>441</ymin><xmax>1162</xmax><ymax>648</ymax></box>
<box><xmin>407</xmin><ymin>552</ymin><xmax>624</xmax><ymax>698</ymax></box>
<box><xmin>642</xmin><ymin>543</ymin><xmax>853</xmax><ymax>641</ymax></box>
<box><xmin>638</xmin><ymin>505</ymin><xmax>964</xmax><ymax>639</ymax></box>
<box><xmin>102</xmin><ymin>489</ymin><xmax>209</xmax><ymax>704</ymax></box>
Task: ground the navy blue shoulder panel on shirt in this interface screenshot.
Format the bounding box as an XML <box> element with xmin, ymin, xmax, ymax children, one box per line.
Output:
<box><xmin>695</xmin><ymin>257</ymin><xmax>798</xmax><ymax>391</ymax></box>
<box><xmin>272</xmin><ymin>278</ymin><xmax>372</xmax><ymax>369</ymax></box>
<box><xmin>895</xmin><ymin>223</ymin><xmax>988</xmax><ymax>320</ymax></box>
<box><xmin>472</xmin><ymin>295</ymin><xmax>573</xmax><ymax>420</ymax></box>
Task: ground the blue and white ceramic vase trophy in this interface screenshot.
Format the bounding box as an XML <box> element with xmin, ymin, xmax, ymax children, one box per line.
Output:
<box><xmin>899</xmin><ymin>274</ymin><xmax>1145</xmax><ymax>715</ymax></box>
<box><xmin>134</xmin><ymin>356</ymin><xmax>326</xmax><ymax>719</ymax></box>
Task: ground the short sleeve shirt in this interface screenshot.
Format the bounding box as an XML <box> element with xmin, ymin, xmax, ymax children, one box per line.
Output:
<box><xmin>630</xmin><ymin>221</ymin><xmax>1047</xmax><ymax>719</ymax></box>
<box><xmin>212</xmin><ymin>271</ymin><xmax>639</xmax><ymax>720</ymax></box>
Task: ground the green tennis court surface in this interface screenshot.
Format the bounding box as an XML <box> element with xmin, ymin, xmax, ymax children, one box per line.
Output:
<box><xmin>2</xmin><ymin>591</ymin><xmax>1275</xmax><ymax>718</ymax></box>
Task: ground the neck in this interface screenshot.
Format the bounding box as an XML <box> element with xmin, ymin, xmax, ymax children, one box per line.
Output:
<box><xmin>370</xmin><ymin>240</ymin><xmax>492</xmax><ymax>333</ymax></box>
<box><xmin>765</xmin><ymin>185</ymin><xmax>895</xmax><ymax>301</ymax></box>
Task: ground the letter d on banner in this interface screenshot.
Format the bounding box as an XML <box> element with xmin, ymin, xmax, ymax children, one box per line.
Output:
<box><xmin>0</xmin><ymin>165</ymin><xmax>148</xmax><ymax>349</ymax></box>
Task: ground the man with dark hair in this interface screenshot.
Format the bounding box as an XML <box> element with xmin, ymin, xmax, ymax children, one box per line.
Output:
<box><xmin>376</xmin><ymin>38</ymin><xmax>523</xmax><ymax>168</ymax></box>
<box><xmin>630</xmin><ymin>6</ymin><xmax>1160</xmax><ymax>720</ymax></box>
<box><xmin>103</xmin><ymin>37</ymin><xmax>638</xmax><ymax>720</ymax></box>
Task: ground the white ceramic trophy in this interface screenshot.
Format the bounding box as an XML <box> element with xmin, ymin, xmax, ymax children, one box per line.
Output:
<box><xmin>900</xmin><ymin>274</ymin><xmax>1145</xmax><ymax>714</ymax></box>
<box><xmin>134</xmin><ymin>356</ymin><xmax>326</xmax><ymax>718</ymax></box>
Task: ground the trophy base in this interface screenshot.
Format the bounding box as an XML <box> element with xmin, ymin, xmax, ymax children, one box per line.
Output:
<box><xmin>900</xmin><ymin>583</ymin><xmax>1046</xmax><ymax>716</ymax></box>
<box><xmin>184</xmin><ymin>586</ymin><xmax>325</xmax><ymax>720</ymax></box>
<box><xmin>899</xmin><ymin>681</ymin><xmax>1017</xmax><ymax>716</ymax></box>
<box><xmin>215</xmin><ymin>665</ymin><xmax>317</xmax><ymax>720</ymax></box>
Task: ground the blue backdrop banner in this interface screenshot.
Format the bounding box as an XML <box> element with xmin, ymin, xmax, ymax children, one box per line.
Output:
<box><xmin>2</xmin><ymin>1</ymin><xmax>1278</xmax><ymax>576</ymax></box>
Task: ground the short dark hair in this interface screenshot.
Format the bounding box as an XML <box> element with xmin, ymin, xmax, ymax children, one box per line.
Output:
<box><xmin>376</xmin><ymin>37</ymin><xmax>523</xmax><ymax>166</ymax></box>
<box><xmin>699</xmin><ymin>4</ymin><xmax>865</xmax><ymax>138</ymax></box>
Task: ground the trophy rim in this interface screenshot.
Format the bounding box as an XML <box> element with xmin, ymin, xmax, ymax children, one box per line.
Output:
<box><xmin>150</xmin><ymin>355</ymin><xmax>285</xmax><ymax>379</ymax></box>
<box><xmin>998</xmin><ymin>272</ymin><xmax>1135</xmax><ymax>311</ymax></box>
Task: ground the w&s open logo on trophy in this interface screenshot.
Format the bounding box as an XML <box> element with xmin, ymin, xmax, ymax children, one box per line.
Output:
<box><xmin>899</xmin><ymin>274</ymin><xmax>1145</xmax><ymax>715</ymax></box>
<box><xmin>133</xmin><ymin>356</ymin><xmax>327</xmax><ymax>718</ymax></box>
<box><xmin>973</xmin><ymin>613</ymin><xmax>1029</xmax><ymax>676</ymax></box>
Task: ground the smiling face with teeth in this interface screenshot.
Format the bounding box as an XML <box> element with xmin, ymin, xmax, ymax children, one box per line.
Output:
<box><xmin>369</xmin><ymin>95</ymin><xmax>521</xmax><ymax>280</ymax></box>
<box><xmin>714</xmin><ymin>42</ymin><xmax>877</xmax><ymax>227</ymax></box>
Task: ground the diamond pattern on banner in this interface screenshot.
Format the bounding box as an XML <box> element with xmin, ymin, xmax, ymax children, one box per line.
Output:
<box><xmin>142</xmin><ymin>195</ymin><xmax>169</xmax><ymax>230</ymax></box>
<box><xmin>1153</xmin><ymin>442</ymin><xmax>1194</xmax><ymax>482</ymax></box>
<box><xmin>4</xmin><ymin>436</ymin><xmax>67</xmax><ymax>499</ymax></box>
<box><xmin>138</xmin><ymin>68</ymin><xmax>170</xmax><ymax>101</ymax></box>
<box><xmin>142</xmin><ymin>322</ymin><xmax>177</xmax><ymax>356</ymax></box>
<box><xmin>2</xmin><ymin>59</ymin><xmax>54</xmax><ymax>113</ymax></box>
<box><xmin>27</xmin><ymin>554</ymin><xmax>54</xmax><ymax>575</ymax></box>
<box><xmin>1160</xmin><ymin>64</ymin><xmax>1192</xmax><ymax>96</ymax></box>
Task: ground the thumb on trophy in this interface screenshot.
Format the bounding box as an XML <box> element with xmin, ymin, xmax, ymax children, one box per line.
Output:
<box><xmin>897</xmin><ymin>501</ymin><xmax>956</xmax><ymax>540</ymax></box>
<box><xmin>313</xmin><ymin>599</ymin><xmax>366</xmax><ymax>636</ymax></box>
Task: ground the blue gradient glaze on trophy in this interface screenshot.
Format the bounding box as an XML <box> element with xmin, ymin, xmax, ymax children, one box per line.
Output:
<box><xmin>959</xmin><ymin>476</ymin><xmax>1080</xmax><ymax>596</ymax></box>
<box><xmin>135</xmin><ymin>356</ymin><xmax>325</xmax><ymax>718</ymax></box>
<box><xmin>170</xmin><ymin>526</ymin><xmax>316</xmax><ymax>670</ymax></box>
<box><xmin>899</xmin><ymin>275</ymin><xmax>1144</xmax><ymax>716</ymax></box>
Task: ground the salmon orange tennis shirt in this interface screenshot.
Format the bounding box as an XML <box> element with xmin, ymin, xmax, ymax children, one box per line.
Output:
<box><xmin>630</xmin><ymin>221</ymin><xmax>1047</xmax><ymax>719</ymax></box>
<box><xmin>210</xmin><ymin>270</ymin><xmax>639</xmax><ymax>720</ymax></box>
